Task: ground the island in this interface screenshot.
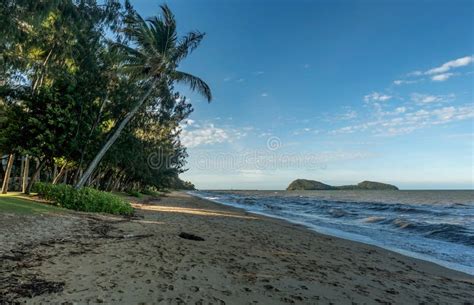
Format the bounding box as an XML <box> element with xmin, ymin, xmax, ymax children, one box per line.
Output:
<box><xmin>286</xmin><ymin>179</ymin><xmax>399</xmax><ymax>191</ymax></box>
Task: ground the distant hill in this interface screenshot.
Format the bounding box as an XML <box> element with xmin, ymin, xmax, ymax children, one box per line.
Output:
<box><xmin>287</xmin><ymin>179</ymin><xmax>398</xmax><ymax>191</ymax></box>
<box><xmin>286</xmin><ymin>179</ymin><xmax>337</xmax><ymax>190</ymax></box>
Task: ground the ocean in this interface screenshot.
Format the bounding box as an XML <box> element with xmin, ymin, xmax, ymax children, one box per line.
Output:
<box><xmin>189</xmin><ymin>190</ymin><xmax>474</xmax><ymax>275</ymax></box>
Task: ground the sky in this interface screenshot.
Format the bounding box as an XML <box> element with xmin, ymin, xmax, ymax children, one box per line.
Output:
<box><xmin>132</xmin><ymin>0</ymin><xmax>474</xmax><ymax>190</ymax></box>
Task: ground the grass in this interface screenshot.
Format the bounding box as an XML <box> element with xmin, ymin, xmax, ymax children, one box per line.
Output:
<box><xmin>0</xmin><ymin>193</ymin><xmax>65</xmax><ymax>215</ymax></box>
<box><xmin>113</xmin><ymin>190</ymin><xmax>167</xmax><ymax>202</ymax></box>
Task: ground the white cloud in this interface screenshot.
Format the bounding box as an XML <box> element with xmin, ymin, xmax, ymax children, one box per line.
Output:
<box><xmin>261</xmin><ymin>92</ymin><xmax>268</xmax><ymax>97</ymax></box>
<box><xmin>258</xmin><ymin>132</ymin><xmax>272</xmax><ymax>138</ymax></box>
<box><xmin>364</xmin><ymin>92</ymin><xmax>392</xmax><ymax>103</ymax></box>
<box><xmin>181</xmin><ymin>123</ymin><xmax>245</xmax><ymax>148</ymax></box>
<box><xmin>292</xmin><ymin>127</ymin><xmax>320</xmax><ymax>136</ymax></box>
<box><xmin>254</xmin><ymin>71</ymin><xmax>264</xmax><ymax>76</ymax></box>
<box><xmin>411</xmin><ymin>93</ymin><xmax>441</xmax><ymax>104</ymax></box>
<box><xmin>303</xmin><ymin>64</ymin><xmax>310</xmax><ymax>69</ymax></box>
<box><xmin>341</xmin><ymin>110</ymin><xmax>357</xmax><ymax>120</ymax></box>
<box><xmin>223</xmin><ymin>77</ymin><xmax>232</xmax><ymax>82</ymax></box>
<box><xmin>395</xmin><ymin>55</ymin><xmax>473</xmax><ymax>85</ymax></box>
<box><xmin>331</xmin><ymin>108</ymin><xmax>358</xmax><ymax>121</ymax></box>
<box><xmin>431</xmin><ymin>73</ymin><xmax>454</xmax><ymax>82</ymax></box>
<box><xmin>393</xmin><ymin>79</ymin><xmax>419</xmax><ymax>85</ymax></box>
<box><xmin>394</xmin><ymin>106</ymin><xmax>406</xmax><ymax>114</ymax></box>
<box><xmin>425</xmin><ymin>55</ymin><xmax>474</xmax><ymax>75</ymax></box>
<box><xmin>331</xmin><ymin>104</ymin><xmax>474</xmax><ymax>136</ymax></box>
<box><xmin>407</xmin><ymin>70</ymin><xmax>423</xmax><ymax>77</ymax></box>
<box><xmin>410</xmin><ymin>93</ymin><xmax>454</xmax><ymax>104</ymax></box>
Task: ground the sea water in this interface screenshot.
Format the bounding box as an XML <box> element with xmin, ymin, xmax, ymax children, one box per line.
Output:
<box><xmin>189</xmin><ymin>190</ymin><xmax>474</xmax><ymax>275</ymax></box>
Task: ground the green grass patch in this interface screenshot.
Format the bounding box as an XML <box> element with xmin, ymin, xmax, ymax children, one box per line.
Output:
<box><xmin>126</xmin><ymin>190</ymin><xmax>142</xmax><ymax>198</ymax></box>
<box><xmin>33</xmin><ymin>182</ymin><xmax>134</xmax><ymax>215</ymax></box>
<box><xmin>141</xmin><ymin>188</ymin><xmax>164</xmax><ymax>197</ymax></box>
<box><xmin>0</xmin><ymin>194</ymin><xmax>65</xmax><ymax>215</ymax></box>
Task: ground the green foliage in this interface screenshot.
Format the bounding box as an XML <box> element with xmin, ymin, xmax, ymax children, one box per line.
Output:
<box><xmin>0</xmin><ymin>1</ymin><xmax>205</xmax><ymax>193</ymax></box>
<box><xmin>126</xmin><ymin>190</ymin><xmax>142</xmax><ymax>198</ymax></box>
<box><xmin>33</xmin><ymin>182</ymin><xmax>133</xmax><ymax>215</ymax></box>
<box><xmin>286</xmin><ymin>179</ymin><xmax>336</xmax><ymax>191</ymax></box>
<box><xmin>286</xmin><ymin>179</ymin><xmax>399</xmax><ymax>191</ymax></box>
<box><xmin>140</xmin><ymin>188</ymin><xmax>161</xmax><ymax>196</ymax></box>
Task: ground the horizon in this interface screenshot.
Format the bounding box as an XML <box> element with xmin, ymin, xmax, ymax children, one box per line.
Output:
<box><xmin>196</xmin><ymin>187</ymin><xmax>474</xmax><ymax>191</ymax></box>
<box><xmin>132</xmin><ymin>0</ymin><xmax>474</xmax><ymax>190</ymax></box>
<box><xmin>2</xmin><ymin>2</ymin><xmax>474</xmax><ymax>302</ymax></box>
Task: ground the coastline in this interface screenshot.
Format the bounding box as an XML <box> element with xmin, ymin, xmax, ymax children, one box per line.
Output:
<box><xmin>188</xmin><ymin>190</ymin><xmax>474</xmax><ymax>276</ymax></box>
<box><xmin>3</xmin><ymin>191</ymin><xmax>473</xmax><ymax>304</ymax></box>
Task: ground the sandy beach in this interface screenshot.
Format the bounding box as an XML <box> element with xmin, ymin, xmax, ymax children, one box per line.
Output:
<box><xmin>1</xmin><ymin>191</ymin><xmax>473</xmax><ymax>304</ymax></box>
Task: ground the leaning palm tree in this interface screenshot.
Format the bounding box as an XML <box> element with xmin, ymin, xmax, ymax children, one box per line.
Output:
<box><xmin>75</xmin><ymin>4</ymin><xmax>211</xmax><ymax>188</ymax></box>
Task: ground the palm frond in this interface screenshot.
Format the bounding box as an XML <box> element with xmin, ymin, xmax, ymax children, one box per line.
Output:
<box><xmin>146</xmin><ymin>5</ymin><xmax>177</xmax><ymax>56</ymax></box>
<box><xmin>172</xmin><ymin>31</ymin><xmax>205</xmax><ymax>63</ymax></box>
<box><xmin>146</xmin><ymin>16</ymin><xmax>176</xmax><ymax>55</ymax></box>
<box><xmin>123</xmin><ymin>10</ymin><xmax>160</xmax><ymax>57</ymax></box>
<box><xmin>160</xmin><ymin>5</ymin><xmax>176</xmax><ymax>31</ymax></box>
<box><xmin>172</xmin><ymin>71</ymin><xmax>212</xmax><ymax>102</ymax></box>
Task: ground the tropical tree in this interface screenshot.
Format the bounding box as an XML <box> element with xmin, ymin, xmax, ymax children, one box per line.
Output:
<box><xmin>75</xmin><ymin>3</ymin><xmax>212</xmax><ymax>188</ymax></box>
<box><xmin>0</xmin><ymin>1</ymin><xmax>206</xmax><ymax>193</ymax></box>
<box><xmin>0</xmin><ymin>0</ymin><xmax>122</xmax><ymax>193</ymax></box>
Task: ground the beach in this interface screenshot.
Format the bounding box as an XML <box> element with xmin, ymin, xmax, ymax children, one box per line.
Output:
<box><xmin>1</xmin><ymin>192</ymin><xmax>473</xmax><ymax>304</ymax></box>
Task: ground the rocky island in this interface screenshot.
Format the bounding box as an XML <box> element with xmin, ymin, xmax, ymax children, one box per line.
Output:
<box><xmin>287</xmin><ymin>179</ymin><xmax>399</xmax><ymax>191</ymax></box>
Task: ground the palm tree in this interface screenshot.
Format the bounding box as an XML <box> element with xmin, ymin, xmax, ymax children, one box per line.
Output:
<box><xmin>75</xmin><ymin>4</ymin><xmax>211</xmax><ymax>188</ymax></box>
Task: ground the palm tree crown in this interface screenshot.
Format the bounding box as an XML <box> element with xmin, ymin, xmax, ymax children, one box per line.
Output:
<box><xmin>119</xmin><ymin>4</ymin><xmax>212</xmax><ymax>101</ymax></box>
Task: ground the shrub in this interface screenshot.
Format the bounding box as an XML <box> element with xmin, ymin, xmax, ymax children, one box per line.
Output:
<box><xmin>126</xmin><ymin>190</ymin><xmax>142</xmax><ymax>198</ymax></box>
<box><xmin>140</xmin><ymin>188</ymin><xmax>160</xmax><ymax>196</ymax></box>
<box><xmin>33</xmin><ymin>182</ymin><xmax>134</xmax><ymax>215</ymax></box>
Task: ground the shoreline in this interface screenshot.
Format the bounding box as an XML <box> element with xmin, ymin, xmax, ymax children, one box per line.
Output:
<box><xmin>2</xmin><ymin>191</ymin><xmax>473</xmax><ymax>304</ymax></box>
<box><xmin>187</xmin><ymin>191</ymin><xmax>474</xmax><ymax>276</ymax></box>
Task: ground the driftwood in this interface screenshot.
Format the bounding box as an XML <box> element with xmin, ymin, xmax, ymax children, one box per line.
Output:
<box><xmin>179</xmin><ymin>232</ymin><xmax>205</xmax><ymax>241</ymax></box>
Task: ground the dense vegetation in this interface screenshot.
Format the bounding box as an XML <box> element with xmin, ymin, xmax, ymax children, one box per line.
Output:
<box><xmin>287</xmin><ymin>179</ymin><xmax>399</xmax><ymax>191</ymax></box>
<box><xmin>286</xmin><ymin>179</ymin><xmax>336</xmax><ymax>191</ymax></box>
<box><xmin>34</xmin><ymin>182</ymin><xmax>133</xmax><ymax>215</ymax></box>
<box><xmin>0</xmin><ymin>1</ymin><xmax>207</xmax><ymax>197</ymax></box>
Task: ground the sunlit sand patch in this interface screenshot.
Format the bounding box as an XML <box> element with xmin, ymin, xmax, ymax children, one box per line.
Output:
<box><xmin>137</xmin><ymin>205</ymin><xmax>258</xmax><ymax>219</ymax></box>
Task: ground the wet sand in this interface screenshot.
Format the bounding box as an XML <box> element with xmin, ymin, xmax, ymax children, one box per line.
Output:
<box><xmin>1</xmin><ymin>191</ymin><xmax>473</xmax><ymax>304</ymax></box>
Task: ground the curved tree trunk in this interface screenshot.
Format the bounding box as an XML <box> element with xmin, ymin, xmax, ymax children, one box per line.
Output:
<box><xmin>75</xmin><ymin>83</ymin><xmax>156</xmax><ymax>189</ymax></box>
<box><xmin>52</xmin><ymin>163</ymin><xmax>66</xmax><ymax>184</ymax></box>
<box><xmin>1</xmin><ymin>154</ymin><xmax>15</xmax><ymax>194</ymax></box>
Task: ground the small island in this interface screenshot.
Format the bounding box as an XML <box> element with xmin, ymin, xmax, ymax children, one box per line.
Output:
<box><xmin>287</xmin><ymin>179</ymin><xmax>399</xmax><ymax>191</ymax></box>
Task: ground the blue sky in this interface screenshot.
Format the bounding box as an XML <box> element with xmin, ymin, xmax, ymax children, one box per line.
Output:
<box><xmin>133</xmin><ymin>0</ymin><xmax>473</xmax><ymax>190</ymax></box>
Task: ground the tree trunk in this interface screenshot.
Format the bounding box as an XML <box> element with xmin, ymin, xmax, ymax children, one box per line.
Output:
<box><xmin>0</xmin><ymin>155</ymin><xmax>6</xmax><ymax>179</ymax></box>
<box><xmin>19</xmin><ymin>156</ymin><xmax>24</xmax><ymax>189</ymax></box>
<box><xmin>52</xmin><ymin>163</ymin><xmax>66</xmax><ymax>184</ymax></box>
<box><xmin>53</xmin><ymin>164</ymin><xmax>58</xmax><ymax>181</ymax></box>
<box><xmin>22</xmin><ymin>156</ymin><xmax>29</xmax><ymax>193</ymax></box>
<box><xmin>75</xmin><ymin>83</ymin><xmax>156</xmax><ymax>189</ymax></box>
<box><xmin>1</xmin><ymin>154</ymin><xmax>15</xmax><ymax>194</ymax></box>
<box><xmin>25</xmin><ymin>159</ymin><xmax>46</xmax><ymax>194</ymax></box>
<box><xmin>63</xmin><ymin>169</ymin><xmax>68</xmax><ymax>184</ymax></box>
